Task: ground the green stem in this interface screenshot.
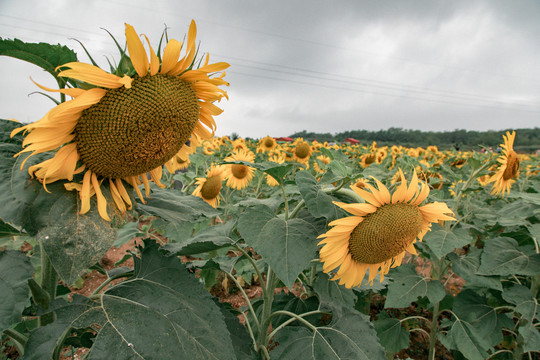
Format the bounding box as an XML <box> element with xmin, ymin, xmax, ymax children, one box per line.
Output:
<box><xmin>91</xmin><ymin>271</ymin><xmax>134</xmax><ymax>296</ymax></box>
<box><xmin>225</xmin><ymin>272</ymin><xmax>261</xmax><ymax>333</ymax></box>
<box><xmin>280</xmin><ymin>185</ymin><xmax>289</xmax><ymax>220</ymax></box>
<box><xmin>400</xmin><ymin>315</ymin><xmax>430</xmax><ymax>324</ymax></box>
<box><xmin>267</xmin><ymin>310</ymin><xmax>323</xmax><ymax>340</ymax></box>
<box><xmin>257</xmin><ymin>267</ymin><xmax>277</xmax><ymax>351</ymax></box>
<box><xmin>427</xmin><ymin>301</ymin><xmax>441</xmax><ymax>360</ymax></box>
<box><xmin>233</xmin><ymin>244</ymin><xmax>266</xmax><ymax>297</ymax></box>
<box><xmin>3</xmin><ymin>328</ymin><xmax>27</xmax><ymax>354</ymax></box>
<box><xmin>39</xmin><ymin>243</ymin><xmax>58</xmax><ymax>326</ymax></box>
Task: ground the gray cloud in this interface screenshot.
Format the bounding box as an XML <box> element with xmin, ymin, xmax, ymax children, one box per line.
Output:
<box><xmin>0</xmin><ymin>0</ymin><xmax>538</xmax><ymax>138</ymax></box>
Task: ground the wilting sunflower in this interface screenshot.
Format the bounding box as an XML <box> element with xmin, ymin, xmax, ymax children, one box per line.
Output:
<box><xmin>11</xmin><ymin>21</ymin><xmax>229</xmax><ymax>221</ymax></box>
<box><xmin>317</xmin><ymin>169</ymin><xmax>454</xmax><ymax>288</ymax></box>
<box><xmin>192</xmin><ymin>165</ymin><xmax>224</xmax><ymax>208</ymax></box>
<box><xmin>224</xmin><ymin>149</ymin><xmax>255</xmax><ymax>190</ymax></box>
<box><xmin>487</xmin><ymin>130</ymin><xmax>519</xmax><ymax>197</ymax></box>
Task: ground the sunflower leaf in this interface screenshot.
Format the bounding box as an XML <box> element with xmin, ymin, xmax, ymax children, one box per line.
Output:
<box><xmin>136</xmin><ymin>187</ymin><xmax>219</xmax><ymax>223</ymax></box>
<box><xmin>162</xmin><ymin>220</ymin><xmax>235</xmax><ymax>256</ymax></box>
<box><xmin>88</xmin><ymin>239</ymin><xmax>236</xmax><ymax>359</ymax></box>
<box><xmin>0</xmin><ymin>38</ymin><xmax>77</xmax><ymax>83</ymax></box>
<box><xmin>237</xmin><ymin>205</ymin><xmax>318</xmax><ymax>289</ymax></box>
<box><xmin>477</xmin><ymin>237</ymin><xmax>540</xmax><ymax>276</ymax></box>
<box><xmin>0</xmin><ymin>219</ymin><xmax>25</xmax><ymax>238</ymax></box>
<box><xmin>271</xmin><ymin>305</ymin><xmax>385</xmax><ymax>360</ymax></box>
<box><xmin>373</xmin><ymin>318</ymin><xmax>410</xmax><ymax>354</ymax></box>
<box><xmin>222</xmin><ymin>160</ymin><xmax>295</xmax><ymax>185</ymax></box>
<box><xmin>501</xmin><ymin>284</ymin><xmax>538</xmax><ymax>323</ymax></box>
<box><xmin>295</xmin><ymin>171</ymin><xmax>340</xmax><ymax>221</ymax></box>
<box><xmin>385</xmin><ymin>264</ymin><xmax>446</xmax><ymax>308</ymax></box>
<box><xmin>423</xmin><ymin>227</ymin><xmax>471</xmax><ymax>259</ymax></box>
<box><xmin>312</xmin><ymin>272</ymin><xmax>356</xmax><ymax>312</ymax></box>
<box><xmin>448</xmin><ymin>248</ymin><xmax>503</xmax><ymax>291</ymax></box>
<box><xmin>0</xmin><ymin>250</ymin><xmax>34</xmax><ymax>333</ymax></box>
<box><xmin>37</xmin><ymin>193</ymin><xmax>117</xmax><ymax>285</ymax></box>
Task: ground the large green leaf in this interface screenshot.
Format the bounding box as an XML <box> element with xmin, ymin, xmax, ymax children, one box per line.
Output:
<box><xmin>0</xmin><ymin>38</ymin><xmax>77</xmax><ymax>81</ymax></box>
<box><xmin>23</xmin><ymin>295</ymin><xmax>100</xmax><ymax>360</ymax></box>
<box><xmin>238</xmin><ymin>205</ymin><xmax>319</xmax><ymax>289</ymax></box>
<box><xmin>272</xmin><ymin>306</ymin><xmax>385</xmax><ymax>360</ymax></box>
<box><xmin>440</xmin><ymin>290</ymin><xmax>505</xmax><ymax>360</ymax></box>
<box><xmin>36</xmin><ymin>193</ymin><xmax>117</xmax><ymax>286</ymax></box>
<box><xmin>312</xmin><ymin>273</ymin><xmax>356</xmax><ymax>312</ymax></box>
<box><xmin>26</xmin><ymin>241</ymin><xmax>237</xmax><ymax>359</ymax></box>
<box><xmin>295</xmin><ymin>171</ymin><xmax>339</xmax><ymax>221</ymax></box>
<box><xmin>91</xmin><ymin>240</ymin><xmax>236</xmax><ymax>359</ymax></box>
<box><xmin>384</xmin><ymin>264</ymin><xmax>445</xmax><ymax>308</ymax></box>
<box><xmin>373</xmin><ymin>318</ymin><xmax>410</xmax><ymax>354</ymax></box>
<box><xmin>478</xmin><ymin>237</ymin><xmax>540</xmax><ymax>276</ymax></box>
<box><xmin>519</xmin><ymin>322</ymin><xmax>540</xmax><ymax>353</ymax></box>
<box><xmin>423</xmin><ymin>227</ymin><xmax>471</xmax><ymax>259</ymax></box>
<box><xmin>502</xmin><ymin>284</ymin><xmax>538</xmax><ymax>323</ymax></box>
<box><xmin>136</xmin><ymin>187</ymin><xmax>219</xmax><ymax>223</ymax></box>
<box><xmin>0</xmin><ymin>251</ymin><xmax>34</xmax><ymax>333</ymax></box>
<box><xmin>0</xmin><ymin>219</ymin><xmax>25</xmax><ymax>238</ymax></box>
<box><xmin>162</xmin><ymin>221</ymin><xmax>235</xmax><ymax>256</ymax></box>
<box><xmin>448</xmin><ymin>248</ymin><xmax>502</xmax><ymax>291</ymax></box>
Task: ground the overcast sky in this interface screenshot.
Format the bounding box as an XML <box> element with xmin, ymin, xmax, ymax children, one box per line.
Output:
<box><xmin>1</xmin><ymin>0</ymin><xmax>539</xmax><ymax>138</ymax></box>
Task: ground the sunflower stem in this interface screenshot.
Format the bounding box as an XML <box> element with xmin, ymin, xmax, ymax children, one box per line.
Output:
<box><xmin>2</xmin><ymin>328</ymin><xmax>27</xmax><ymax>354</ymax></box>
<box><xmin>258</xmin><ymin>267</ymin><xmax>277</xmax><ymax>352</ymax></box>
<box><xmin>39</xmin><ymin>244</ymin><xmax>58</xmax><ymax>327</ymax></box>
<box><xmin>279</xmin><ymin>184</ymin><xmax>289</xmax><ymax>220</ymax></box>
<box><xmin>224</xmin><ymin>271</ymin><xmax>261</xmax><ymax>333</ymax></box>
<box><xmin>427</xmin><ymin>257</ymin><xmax>444</xmax><ymax>360</ymax></box>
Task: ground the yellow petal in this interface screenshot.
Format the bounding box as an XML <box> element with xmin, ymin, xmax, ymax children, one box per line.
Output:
<box><xmin>58</xmin><ymin>62</ymin><xmax>133</xmax><ymax>89</ymax></box>
<box><xmin>80</xmin><ymin>170</ymin><xmax>92</xmax><ymax>214</ymax></box>
<box><xmin>160</xmin><ymin>39</ymin><xmax>182</xmax><ymax>74</ymax></box>
<box><xmin>124</xmin><ymin>23</ymin><xmax>149</xmax><ymax>77</ymax></box>
<box><xmin>91</xmin><ymin>173</ymin><xmax>111</xmax><ymax>221</ymax></box>
<box><xmin>142</xmin><ymin>34</ymin><xmax>160</xmax><ymax>76</ymax></box>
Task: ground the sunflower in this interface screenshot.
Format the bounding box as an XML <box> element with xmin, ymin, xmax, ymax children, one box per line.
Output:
<box><xmin>360</xmin><ymin>153</ymin><xmax>376</xmax><ymax>168</ymax></box>
<box><xmin>317</xmin><ymin>169</ymin><xmax>454</xmax><ymax>288</ymax></box>
<box><xmin>487</xmin><ymin>131</ymin><xmax>519</xmax><ymax>197</ymax></box>
<box><xmin>224</xmin><ymin>149</ymin><xmax>255</xmax><ymax>190</ymax></box>
<box><xmin>313</xmin><ymin>155</ymin><xmax>331</xmax><ymax>173</ymax></box>
<box><xmin>257</xmin><ymin>136</ymin><xmax>277</xmax><ymax>153</ymax></box>
<box><xmin>292</xmin><ymin>139</ymin><xmax>313</xmax><ymax>163</ymax></box>
<box><xmin>192</xmin><ymin>165</ymin><xmax>224</xmax><ymax>208</ymax></box>
<box><xmin>11</xmin><ymin>21</ymin><xmax>229</xmax><ymax>221</ymax></box>
<box><xmin>266</xmin><ymin>154</ymin><xmax>285</xmax><ymax>187</ymax></box>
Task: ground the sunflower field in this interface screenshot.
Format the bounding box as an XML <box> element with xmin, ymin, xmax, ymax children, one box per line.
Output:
<box><xmin>1</xmin><ymin>22</ymin><xmax>539</xmax><ymax>360</ymax></box>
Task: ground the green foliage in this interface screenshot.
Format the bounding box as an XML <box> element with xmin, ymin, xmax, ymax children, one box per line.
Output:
<box><xmin>238</xmin><ymin>205</ymin><xmax>318</xmax><ymax>289</ymax></box>
<box><xmin>0</xmin><ymin>38</ymin><xmax>77</xmax><ymax>85</ymax></box>
<box><xmin>0</xmin><ymin>251</ymin><xmax>34</xmax><ymax>333</ymax></box>
<box><xmin>272</xmin><ymin>305</ymin><xmax>386</xmax><ymax>359</ymax></box>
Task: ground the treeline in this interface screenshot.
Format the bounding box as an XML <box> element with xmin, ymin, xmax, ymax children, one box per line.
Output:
<box><xmin>289</xmin><ymin>128</ymin><xmax>540</xmax><ymax>152</ymax></box>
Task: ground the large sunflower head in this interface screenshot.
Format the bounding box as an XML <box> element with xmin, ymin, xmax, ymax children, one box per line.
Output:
<box><xmin>224</xmin><ymin>149</ymin><xmax>256</xmax><ymax>190</ymax></box>
<box><xmin>317</xmin><ymin>169</ymin><xmax>454</xmax><ymax>288</ymax></box>
<box><xmin>487</xmin><ymin>130</ymin><xmax>519</xmax><ymax>197</ymax></box>
<box><xmin>11</xmin><ymin>21</ymin><xmax>229</xmax><ymax>221</ymax></box>
<box><xmin>192</xmin><ymin>164</ymin><xmax>225</xmax><ymax>208</ymax></box>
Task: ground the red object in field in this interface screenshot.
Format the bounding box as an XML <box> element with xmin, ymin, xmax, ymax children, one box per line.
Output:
<box><xmin>345</xmin><ymin>138</ymin><xmax>359</xmax><ymax>144</ymax></box>
<box><xmin>275</xmin><ymin>137</ymin><xmax>294</xmax><ymax>142</ymax></box>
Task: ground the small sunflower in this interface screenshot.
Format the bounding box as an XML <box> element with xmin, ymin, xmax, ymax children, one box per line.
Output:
<box><xmin>487</xmin><ymin>131</ymin><xmax>520</xmax><ymax>197</ymax></box>
<box><xmin>266</xmin><ymin>154</ymin><xmax>285</xmax><ymax>187</ymax></box>
<box><xmin>313</xmin><ymin>155</ymin><xmax>331</xmax><ymax>173</ymax></box>
<box><xmin>292</xmin><ymin>139</ymin><xmax>313</xmax><ymax>163</ymax></box>
<box><xmin>224</xmin><ymin>149</ymin><xmax>255</xmax><ymax>190</ymax></box>
<box><xmin>360</xmin><ymin>153</ymin><xmax>376</xmax><ymax>168</ymax></box>
<box><xmin>11</xmin><ymin>21</ymin><xmax>228</xmax><ymax>221</ymax></box>
<box><xmin>258</xmin><ymin>136</ymin><xmax>277</xmax><ymax>153</ymax></box>
<box><xmin>318</xmin><ymin>170</ymin><xmax>454</xmax><ymax>288</ymax></box>
<box><xmin>192</xmin><ymin>165</ymin><xmax>224</xmax><ymax>208</ymax></box>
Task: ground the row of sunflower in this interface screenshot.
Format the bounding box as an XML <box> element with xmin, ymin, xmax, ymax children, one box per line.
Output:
<box><xmin>1</xmin><ymin>20</ymin><xmax>539</xmax><ymax>360</ymax></box>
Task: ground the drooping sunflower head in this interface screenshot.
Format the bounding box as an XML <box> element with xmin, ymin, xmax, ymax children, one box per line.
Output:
<box><xmin>224</xmin><ymin>149</ymin><xmax>256</xmax><ymax>190</ymax></box>
<box><xmin>11</xmin><ymin>21</ymin><xmax>229</xmax><ymax>221</ymax></box>
<box><xmin>192</xmin><ymin>164</ymin><xmax>225</xmax><ymax>208</ymax></box>
<box><xmin>318</xmin><ymin>169</ymin><xmax>454</xmax><ymax>288</ymax></box>
<box><xmin>360</xmin><ymin>153</ymin><xmax>376</xmax><ymax>168</ymax></box>
<box><xmin>487</xmin><ymin>131</ymin><xmax>519</xmax><ymax>197</ymax></box>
